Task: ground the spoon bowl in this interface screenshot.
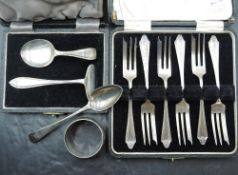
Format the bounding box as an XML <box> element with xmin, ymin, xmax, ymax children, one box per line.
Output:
<box><xmin>21</xmin><ymin>39</ymin><xmax>56</xmax><ymax>68</ymax></box>
<box><xmin>89</xmin><ymin>85</ymin><xmax>123</xmax><ymax>111</ymax></box>
<box><xmin>21</xmin><ymin>39</ymin><xmax>97</xmax><ymax>68</ymax></box>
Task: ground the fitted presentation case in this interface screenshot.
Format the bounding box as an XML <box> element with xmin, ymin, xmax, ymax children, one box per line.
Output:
<box><xmin>0</xmin><ymin>0</ymin><xmax>110</xmax><ymax>114</ymax></box>
<box><xmin>109</xmin><ymin>0</ymin><xmax>238</xmax><ymax>158</ymax></box>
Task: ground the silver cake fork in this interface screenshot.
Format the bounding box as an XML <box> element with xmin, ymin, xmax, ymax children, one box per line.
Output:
<box><xmin>157</xmin><ymin>36</ymin><xmax>172</xmax><ymax>148</ymax></box>
<box><xmin>174</xmin><ymin>35</ymin><xmax>193</xmax><ymax>146</ymax></box>
<box><xmin>192</xmin><ymin>34</ymin><xmax>208</xmax><ymax>145</ymax></box>
<box><xmin>140</xmin><ymin>35</ymin><xmax>158</xmax><ymax>146</ymax></box>
<box><xmin>123</xmin><ymin>37</ymin><xmax>138</xmax><ymax>149</ymax></box>
<box><xmin>208</xmin><ymin>35</ymin><xmax>230</xmax><ymax>146</ymax></box>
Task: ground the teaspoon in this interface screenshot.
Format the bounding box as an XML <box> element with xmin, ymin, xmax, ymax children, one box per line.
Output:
<box><xmin>29</xmin><ymin>85</ymin><xmax>123</xmax><ymax>143</ymax></box>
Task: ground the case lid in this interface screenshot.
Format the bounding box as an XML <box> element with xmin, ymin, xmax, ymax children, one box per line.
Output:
<box><xmin>0</xmin><ymin>0</ymin><xmax>104</xmax><ymax>22</ymax></box>
<box><xmin>113</xmin><ymin>0</ymin><xmax>233</xmax><ymax>21</ymax></box>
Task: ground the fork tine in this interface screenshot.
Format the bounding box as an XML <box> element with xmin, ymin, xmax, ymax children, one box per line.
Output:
<box><xmin>202</xmin><ymin>34</ymin><xmax>206</xmax><ymax>67</ymax></box>
<box><xmin>146</xmin><ymin>114</ymin><xmax>151</xmax><ymax>145</ymax></box>
<box><xmin>167</xmin><ymin>37</ymin><xmax>172</xmax><ymax>69</ymax></box>
<box><xmin>191</xmin><ymin>35</ymin><xmax>196</xmax><ymax>72</ymax></box>
<box><xmin>141</xmin><ymin>113</ymin><xmax>146</xmax><ymax>145</ymax></box>
<box><xmin>185</xmin><ymin>112</ymin><xmax>193</xmax><ymax>145</ymax></box>
<box><xmin>197</xmin><ymin>34</ymin><xmax>201</xmax><ymax>66</ymax></box>
<box><xmin>123</xmin><ymin>38</ymin><xmax>128</xmax><ymax>72</ymax></box>
<box><xmin>150</xmin><ymin>110</ymin><xmax>158</xmax><ymax>145</ymax></box>
<box><xmin>181</xmin><ymin>114</ymin><xmax>187</xmax><ymax>145</ymax></box>
<box><xmin>216</xmin><ymin>114</ymin><xmax>223</xmax><ymax>145</ymax></box>
<box><xmin>134</xmin><ymin>37</ymin><xmax>137</xmax><ymax>72</ymax></box>
<box><xmin>211</xmin><ymin>113</ymin><xmax>218</xmax><ymax>145</ymax></box>
<box><xmin>129</xmin><ymin>37</ymin><xmax>133</xmax><ymax>70</ymax></box>
<box><xmin>157</xmin><ymin>36</ymin><xmax>162</xmax><ymax>70</ymax></box>
<box><xmin>163</xmin><ymin>36</ymin><xmax>168</xmax><ymax>69</ymax></box>
<box><xmin>221</xmin><ymin>112</ymin><xmax>230</xmax><ymax>145</ymax></box>
<box><xmin>176</xmin><ymin>113</ymin><xmax>181</xmax><ymax>146</ymax></box>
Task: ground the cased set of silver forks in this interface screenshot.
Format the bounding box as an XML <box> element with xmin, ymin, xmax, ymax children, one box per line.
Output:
<box><xmin>123</xmin><ymin>34</ymin><xmax>230</xmax><ymax>150</ymax></box>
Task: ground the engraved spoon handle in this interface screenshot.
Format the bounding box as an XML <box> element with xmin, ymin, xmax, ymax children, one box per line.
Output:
<box><xmin>56</xmin><ymin>48</ymin><xmax>97</xmax><ymax>60</ymax></box>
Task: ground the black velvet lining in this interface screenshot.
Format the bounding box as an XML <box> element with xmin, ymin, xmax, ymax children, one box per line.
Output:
<box><xmin>112</xmin><ymin>32</ymin><xmax>235</xmax><ymax>153</ymax></box>
<box><xmin>5</xmin><ymin>33</ymin><xmax>104</xmax><ymax>108</ymax></box>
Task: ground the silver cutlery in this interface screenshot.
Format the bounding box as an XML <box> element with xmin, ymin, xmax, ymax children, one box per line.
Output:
<box><xmin>140</xmin><ymin>35</ymin><xmax>158</xmax><ymax>146</ymax></box>
<box><xmin>175</xmin><ymin>35</ymin><xmax>193</xmax><ymax>146</ymax></box>
<box><xmin>21</xmin><ymin>39</ymin><xmax>97</xmax><ymax>68</ymax></box>
<box><xmin>192</xmin><ymin>34</ymin><xmax>208</xmax><ymax>145</ymax></box>
<box><xmin>208</xmin><ymin>35</ymin><xmax>230</xmax><ymax>146</ymax></box>
<box><xmin>9</xmin><ymin>64</ymin><xmax>96</xmax><ymax>99</ymax></box>
<box><xmin>157</xmin><ymin>36</ymin><xmax>172</xmax><ymax>148</ymax></box>
<box><xmin>29</xmin><ymin>85</ymin><xmax>123</xmax><ymax>143</ymax></box>
<box><xmin>123</xmin><ymin>37</ymin><xmax>137</xmax><ymax>149</ymax></box>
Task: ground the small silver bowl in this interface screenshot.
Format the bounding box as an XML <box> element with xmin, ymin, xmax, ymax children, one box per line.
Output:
<box><xmin>64</xmin><ymin>119</ymin><xmax>104</xmax><ymax>159</ymax></box>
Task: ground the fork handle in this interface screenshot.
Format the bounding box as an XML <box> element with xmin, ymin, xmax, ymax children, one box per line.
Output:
<box><xmin>125</xmin><ymin>99</ymin><xmax>136</xmax><ymax>149</ymax></box>
<box><xmin>174</xmin><ymin>35</ymin><xmax>186</xmax><ymax>90</ymax></box>
<box><xmin>197</xmin><ymin>99</ymin><xmax>208</xmax><ymax>145</ymax></box>
<box><xmin>161</xmin><ymin>99</ymin><xmax>172</xmax><ymax>148</ymax></box>
<box><xmin>208</xmin><ymin>36</ymin><xmax>220</xmax><ymax>89</ymax></box>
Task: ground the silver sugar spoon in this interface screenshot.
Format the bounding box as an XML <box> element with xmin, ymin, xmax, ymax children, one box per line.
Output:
<box><xmin>21</xmin><ymin>39</ymin><xmax>97</xmax><ymax>68</ymax></box>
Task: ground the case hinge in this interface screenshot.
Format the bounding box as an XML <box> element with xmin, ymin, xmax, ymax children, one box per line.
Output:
<box><xmin>75</xmin><ymin>18</ymin><xmax>100</xmax><ymax>32</ymax></box>
<box><xmin>196</xmin><ymin>21</ymin><xmax>224</xmax><ymax>32</ymax></box>
<box><xmin>10</xmin><ymin>22</ymin><xmax>33</xmax><ymax>32</ymax></box>
<box><xmin>124</xmin><ymin>20</ymin><xmax>151</xmax><ymax>31</ymax></box>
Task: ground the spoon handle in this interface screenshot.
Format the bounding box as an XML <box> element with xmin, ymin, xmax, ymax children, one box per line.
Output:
<box><xmin>57</xmin><ymin>48</ymin><xmax>97</xmax><ymax>60</ymax></box>
<box><xmin>9</xmin><ymin>77</ymin><xmax>84</xmax><ymax>89</ymax></box>
<box><xmin>29</xmin><ymin>105</ymin><xmax>90</xmax><ymax>143</ymax></box>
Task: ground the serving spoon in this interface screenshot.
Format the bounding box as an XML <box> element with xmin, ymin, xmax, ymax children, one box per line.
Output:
<box><xmin>29</xmin><ymin>85</ymin><xmax>123</xmax><ymax>143</ymax></box>
<box><xmin>9</xmin><ymin>64</ymin><xmax>95</xmax><ymax>99</ymax></box>
<box><xmin>21</xmin><ymin>39</ymin><xmax>97</xmax><ymax>68</ymax></box>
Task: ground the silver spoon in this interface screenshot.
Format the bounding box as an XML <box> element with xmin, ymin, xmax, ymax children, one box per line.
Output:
<box><xmin>9</xmin><ymin>64</ymin><xmax>95</xmax><ymax>99</ymax></box>
<box><xmin>29</xmin><ymin>85</ymin><xmax>123</xmax><ymax>143</ymax></box>
<box><xmin>21</xmin><ymin>39</ymin><xmax>97</xmax><ymax>68</ymax></box>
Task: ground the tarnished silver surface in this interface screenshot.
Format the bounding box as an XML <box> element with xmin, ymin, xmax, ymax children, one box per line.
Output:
<box><xmin>29</xmin><ymin>85</ymin><xmax>123</xmax><ymax>143</ymax></box>
<box><xmin>64</xmin><ymin>118</ymin><xmax>104</xmax><ymax>159</ymax></box>
<box><xmin>21</xmin><ymin>39</ymin><xmax>97</xmax><ymax>68</ymax></box>
<box><xmin>191</xmin><ymin>34</ymin><xmax>208</xmax><ymax>145</ymax></box>
<box><xmin>209</xmin><ymin>35</ymin><xmax>230</xmax><ymax>146</ymax></box>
